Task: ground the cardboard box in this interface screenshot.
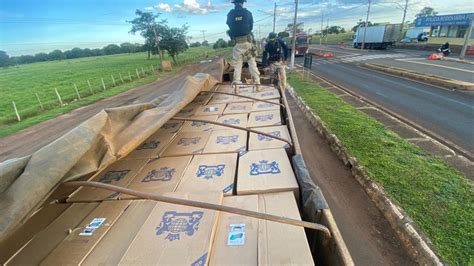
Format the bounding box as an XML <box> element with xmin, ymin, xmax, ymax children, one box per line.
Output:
<box><xmin>247</xmin><ymin>110</ymin><xmax>282</xmax><ymax>128</ymax></box>
<box><xmin>217</xmin><ymin>84</ymin><xmax>234</xmax><ymax>93</ymax></box>
<box><xmin>251</xmin><ymin>89</ymin><xmax>281</xmax><ymax>101</ymax></box>
<box><xmin>209</xmin><ymin>195</ymin><xmax>259</xmax><ymax>265</ymax></box>
<box><xmin>70</xmin><ymin>159</ymin><xmax>148</xmax><ymax>201</ymax></box>
<box><xmin>6</xmin><ymin>203</ymin><xmax>99</xmax><ymax>265</ymax></box>
<box><xmin>82</xmin><ymin>200</ymin><xmax>157</xmax><ymax>265</ymax></box>
<box><xmin>208</xmin><ymin>94</ymin><xmax>236</xmax><ymax>104</ymax></box>
<box><xmin>161</xmin><ymin>131</ymin><xmax>211</xmax><ymax>157</ymax></box>
<box><xmin>193</xmin><ymin>104</ymin><xmax>227</xmax><ymax>116</ymax></box>
<box><xmin>126</xmin><ymin>128</ymin><xmax>178</xmax><ymax>159</ymax></box>
<box><xmin>249</xmin><ymin>125</ymin><xmax>292</xmax><ymax>151</ymax></box>
<box><xmin>215</xmin><ymin>114</ymin><xmax>248</xmax><ymax>130</ymax></box>
<box><xmin>180</xmin><ymin>115</ymin><xmax>218</xmax><ymax>132</ymax></box>
<box><xmin>258</xmin><ymin>192</ymin><xmax>314</xmax><ymax>265</ymax></box>
<box><xmin>176</xmin><ymin>153</ymin><xmax>237</xmax><ymax>196</ymax></box>
<box><xmin>223</xmin><ymin>102</ymin><xmax>253</xmax><ymax>115</ymax></box>
<box><xmin>251</xmin><ymin>99</ymin><xmax>280</xmax><ymax>112</ymax></box>
<box><xmin>119</xmin><ymin>192</ymin><xmax>222</xmax><ymax>265</ymax></box>
<box><xmin>159</xmin><ymin>119</ymin><xmax>184</xmax><ymax>134</ymax></box>
<box><xmin>237</xmin><ymin>149</ymin><xmax>299</xmax><ymax>196</ymax></box>
<box><xmin>127</xmin><ymin>156</ymin><xmax>192</xmax><ymax>194</ymax></box>
<box><xmin>175</xmin><ymin>103</ymin><xmax>200</xmax><ymax>118</ymax></box>
<box><xmin>203</xmin><ymin>129</ymin><xmax>247</xmax><ymax>154</ymax></box>
<box><xmin>40</xmin><ymin>201</ymin><xmax>131</xmax><ymax>265</ymax></box>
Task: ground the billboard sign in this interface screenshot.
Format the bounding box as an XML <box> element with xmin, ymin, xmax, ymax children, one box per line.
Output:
<box><xmin>415</xmin><ymin>13</ymin><xmax>474</xmax><ymax>27</ymax></box>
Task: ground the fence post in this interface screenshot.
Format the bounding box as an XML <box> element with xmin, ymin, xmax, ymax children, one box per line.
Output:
<box><xmin>35</xmin><ymin>93</ymin><xmax>44</xmax><ymax>110</ymax></box>
<box><xmin>111</xmin><ymin>75</ymin><xmax>116</xmax><ymax>87</ymax></box>
<box><xmin>151</xmin><ymin>65</ymin><xmax>155</xmax><ymax>72</ymax></box>
<box><xmin>129</xmin><ymin>71</ymin><xmax>132</xmax><ymax>81</ymax></box>
<box><xmin>54</xmin><ymin>88</ymin><xmax>63</xmax><ymax>105</ymax></box>
<box><xmin>87</xmin><ymin>80</ymin><xmax>93</xmax><ymax>94</ymax></box>
<box><xmin>119</xmin><ymin>73</ymin><xmax>124</xmax><ymax>83</ymax></box>
<box><xmin>74</xmin><ymin>83</ymin><xmax>81</xmax><ymax>100</ymax></box>
<box><xmin>141</xmin><ymin>67</ymin><xmax>145</xmax><ymax>76</ymax></box>
<box><xmin>101</xmin><ymin>78</ymin><xmax>106</xmax><ymax>91</ymax></box>
<box><xmin>136</xmin><ymin>68</ymin><xmax>140</xmax><ymax>79</ymax></box>
<box><xmin>12</xmin><ymin>101</ymin><xmax>21</xmax><ymax>121</ymax></box>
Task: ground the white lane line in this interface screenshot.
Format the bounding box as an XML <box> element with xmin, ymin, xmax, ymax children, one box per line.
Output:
<box><xmin>397</xmin><ymin>58</ymin><xmax>429</xmax><ymax>61</ymax></box>
<box><xmin>395</xmin><ymin>60</ymin><xmax>474</xmax><ymax>74</ymax></box>
<box><xmin>337</xmin><ymin>54</ymin><xmax>361</xmax><ymax>58</ymax></box>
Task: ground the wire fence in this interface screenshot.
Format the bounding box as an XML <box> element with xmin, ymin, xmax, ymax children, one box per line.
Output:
<box><xmin>2</xmin><ymin>48</ymin><xmax>230</xmax><ymax>126</ymax></box>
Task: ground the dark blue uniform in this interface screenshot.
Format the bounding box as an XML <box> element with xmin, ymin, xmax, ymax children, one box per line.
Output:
<box><xmin>226</xmin><ymin>5</ymin><xmax>253</xmax><ymax>39</ymax></box>
<box><xmin>262</xmin><ymin>39</ymin><xmax>289</xmax><ymax>66</ymax></box>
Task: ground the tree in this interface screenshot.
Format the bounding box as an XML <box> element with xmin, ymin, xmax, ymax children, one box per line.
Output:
<box><xmin>415</xmin><ymin>7</ymin><xmax>438</xmax><ymax>18</ymax></box>
<box><xmin>352</xmin><ymin>20</ymin><xmax>373</xmax><ymax>32</ymax></box>
<box><xmin>48</xmin><ymin>49</ymin><xmax>64</xmax><ymax>60</ymax></box>
<box><xmin>103</xmin><ymin>44</ymin><xmax>122</xmax><ymax>55</ymax></box>
<box><xmin>160</xmin><ymin>24</ymin><xmax>189</xmax><ymax>64</ymax></box>
<box><xmin>0</xmin><ymin>50</ymin><xmax>11</xmax><ymax>67</ymax></box>
<box><xmin>120</xmin><ymin>42</ymin><xmax>136</xmax><ymax>53</ymax></box>
<box><xmin>190</xmin><ymin>42</ymin><xmax>201</xmax><ymax>47</ymax></box>
<box><xmin>285</xmin><ymin>23</ymin><xmax>304</xmax><ymax>33</ymax></box>
<box><xmin>202</xmin><ymin>40</ymin><xmax>209</xmax><ymax>47</ymax></box>
<box><xmin>128</xmin><ymin>10</ymin><xmax>167</xmax><ymax>60</ymax></box>
<box><xmin>323</xmin><ymin>26</ymin><xmax>346</xmax><ymax>35</ymax></box>
<box><xmin>213</xmin><ymin>38</ymin><xmax>228</xmax><ymax>49</ymax></box>
<box><xmin>34</xmin><ymin>53</ymin><xmax>49</xmax><ymax>62</ymax></box>
<box><xmin>278</xmin><ymin>32</ymin><xmax>290</xmax><ymax>38</ymax></box>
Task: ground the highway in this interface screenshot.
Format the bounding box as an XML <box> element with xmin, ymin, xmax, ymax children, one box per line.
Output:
<box><xmin>295</xmin><ymin>47</ymin><xmax>474</xmax><ymax>155</ymax></box>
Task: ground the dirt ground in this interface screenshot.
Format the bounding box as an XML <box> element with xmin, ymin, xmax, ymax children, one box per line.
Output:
<box><xmin>286</xmin><ymin>94</ymin><xmax>416</xmax><ymax>265</ymax></box>
<box><xmin>0</xmin><ymin>58</ymin><xmax>223</xmax><ymax>162</ymax></box>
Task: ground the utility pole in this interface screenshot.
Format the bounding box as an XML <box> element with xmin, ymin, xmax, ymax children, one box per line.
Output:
<box><xmin>325</xmin><ymin>18</ymin><xmax>329</xmax><ymax>45</ymax></box>
<box><xmin>273</xmin><ymin>2</ymin><xmax>277</xmax><ymax>33</ymax></box>
<box><xmin>290</xmin><ymin>0</ymin><xmax>299</xmax><ymax>69</ymax></box>
<box><xmin>460</xmin><ymin>19</ymin><xmax>473</xmax><ymax>60</ymax></box>
<box><xmin>399</xmin><ymin>0</ymin><xmax>409</xmax><ymax>41</ymax></box>
<box><xmin>320</xmin><ymin>12</ymin><xmax>324</xmax><ymax>47</ymax></box>
<box><xmin>201</xmin><ymin>30</ymin><xmax>207</xmax><ymax>57</ymax></box>
<box><xmin>361</xmin><ymin>0</ymin><xmax>371</xmax><ymax>50</ymax></box>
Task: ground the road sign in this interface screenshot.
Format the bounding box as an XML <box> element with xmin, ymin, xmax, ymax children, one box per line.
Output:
<box><xmin>303</xmin><ymin>55</ymin><xmax>312</xmax><ymax>70</ymax></box>
<box><xmin>415</xmin><ymin>13</ymin><xmax>474</xmax><ymax>27</ymax></box>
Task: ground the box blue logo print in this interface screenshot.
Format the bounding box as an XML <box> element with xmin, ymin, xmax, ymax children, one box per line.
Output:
<box><xmin>177</xmin><ymin>137</ymin><xmax>201</xmax><ymax>146</ymax></box>
<box><xmin>258</xmin><ymin>131</ymin><xmax>281</xmax><ymax>141</ymax></box>
<box><xmin>197</xmin><ymin>165</ymin><xmax>225</xmax><ymax>180</ymax></box>
<box><xmin>137</xmin><ymin>140</ymin><xmax>160</xmax><ymax>150</ymax></box>
<box><xmin>255</xmin><ymin>114</ymin><xmax>274</xmax><ymax>122</ymax></box>
<box><xmin>156</xmin><ymin>211</ymin><xmax>204</xmax><ymax>241</ymax></box>
<box><xmin>250</xmin><ymin>160</ymin><xmax>281</xmax><ymax>175</ymax></box>
<box><xmin>142</xmin><ymin>167</ymin><xmax>176</xmax><ymax>182</ymax></box>
<box><xmin>216</xmin><ymin>135</ymin><xmax>239</xmax><ymax>144</ymax></box>
<box><xmin>99</xmin><ymin>170</ymin><xmax>130</xmax><ymax>184</ymax></box>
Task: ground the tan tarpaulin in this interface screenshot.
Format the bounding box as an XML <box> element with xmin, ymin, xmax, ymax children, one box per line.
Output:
<box><xmin>0</xmin><ymin>73</ymin><xmax>218</xmax><ymax>242</ymax></box>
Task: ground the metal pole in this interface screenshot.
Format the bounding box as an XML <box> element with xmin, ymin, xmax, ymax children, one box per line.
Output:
<box><xmin>201</xmin><ymin>30</ymin><xmax>207</xmax><ymax>57</ymax></box>
<box><xmin>361</xmin><ymin>0</ymin><xmax>371</xmax><ymax>50</ymax></box>
<box><xmin>290</xmin><ymin>0</ymin><xmax>299</xmax><ymax>69</ymax></box>
<box><xmin>326</xmin><ymin>18</ymin><xmax>329</xmax><ymax>45</ymax></box>
<box><xmin>320</xmin><ymin>12</ymin><xmax>323</xmax><ymax>47</ymax></box>
<box><xmin>460</xmin><ymin>19</ymin><xmax>473</xmax><ymax>60</ymax></box>
<box><xmin>399</xmin><ymin>0</ymin><xmax>408</xmax><ymax>41</ymax></box>
<box><xmin>273</xmin><ymin>2</ymin><xmax>277</xmax><ymax>33</ymax></box>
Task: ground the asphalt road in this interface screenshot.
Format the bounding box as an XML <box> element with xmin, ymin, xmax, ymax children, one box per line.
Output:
<box><xmin>295</xmin><ymin>49</ymin><xmax>474</xmax><ymax>155</ymax></box>
<box><xmin>308</xmin><ymin>45</ymin><xmax>474</xmax><ymax>82</ymax></box>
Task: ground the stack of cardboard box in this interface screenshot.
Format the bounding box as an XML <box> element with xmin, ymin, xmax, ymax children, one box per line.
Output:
<box><xmin>7</xmin><ymin>85</ymin><xmax>314</xmax><ymax>265</ymax></box>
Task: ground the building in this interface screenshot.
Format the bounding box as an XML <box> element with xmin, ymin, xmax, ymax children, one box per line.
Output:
<box><xmin>415</xmin><ymin>13</ymin><xmax>473</xmax><ymax>45</ymax></box>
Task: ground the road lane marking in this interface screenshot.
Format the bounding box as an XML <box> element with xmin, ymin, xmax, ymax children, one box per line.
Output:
<box><xmin>395</xmin><ymin>59</ymin><xmax>474</xmax><ymax>74</ymax></box>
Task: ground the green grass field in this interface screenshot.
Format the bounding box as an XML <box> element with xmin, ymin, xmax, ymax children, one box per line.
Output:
<box><xmin>0</xmin><ymin>47</ymin><xmax>229</xmax><ymax>138</ymax></box>
<box><xmin>312</xmin><ymin>32</ymin><xmax>354</xmax><ymax>45</ymax></box>
<box><xmin>289</xmin><ymin>73</ymin><xmax>473</xmax><ymax>265</ymax></box>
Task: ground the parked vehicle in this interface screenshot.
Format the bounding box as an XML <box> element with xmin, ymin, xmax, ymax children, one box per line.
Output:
<box><xmin>284</xmin><ymin>32</ymin><xmax>310</xmax><ymax>56</ymax></box>
<box><xmin>417</xmin><ymin>32</ymin><xmax>429</xmax><ymax>42</ymax></box>
<box><xmin>353</xmin><ymin>24</ymin><xmax>402</xmax><ymax>49</ymax></box>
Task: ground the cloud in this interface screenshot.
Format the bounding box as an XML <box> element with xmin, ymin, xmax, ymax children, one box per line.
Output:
<box><xmin>174</xmin><ymin>0</ymin><xmax>221</xmax><ymax>15</ymax></box>
<box><xmin>144</xmin><ymin>3</ymin><xmax>173</xmax><ymax>13</ymax></box>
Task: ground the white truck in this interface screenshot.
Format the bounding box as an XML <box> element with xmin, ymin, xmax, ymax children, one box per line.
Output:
<box><xmin>353</xmin><ymin>24</ymin><xmax>402</xmax><ymax>49</ymax></box>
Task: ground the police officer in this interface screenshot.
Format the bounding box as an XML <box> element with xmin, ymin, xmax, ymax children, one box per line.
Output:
<box><xmin>226</xmin><ymin>0</ymin><xmax>260</xmax><ymax>85</ymax></box>
<box><xmin>262</xmin><ymin>32</ymin><xmax>289</xmax><ymax>90</ymax></box>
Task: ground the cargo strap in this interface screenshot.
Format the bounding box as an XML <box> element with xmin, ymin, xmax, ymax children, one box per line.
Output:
<box><xmin>63</xmin><ymin>181</ymin><xmax>332</xmax><ymax>237</ymax></box>
<box><xmin>198</xmin><ymin>91</ymin><xmax>286</xmax><ymax>109</ymax></box>
<box><xmin>173</xmin><ymin>117</ymin><xmax>293</xmax><ymax>149</ymax></box>
<box><xmin>235</xmin><ymin>35</ymin><xmax>251</xmax><ymax>43</ymax></box>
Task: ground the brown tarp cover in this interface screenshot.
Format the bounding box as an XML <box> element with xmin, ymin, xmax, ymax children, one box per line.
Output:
<box><xmin>0</xmin><ymin>73</ymin><xmax>218</xmax><ymax>242</ymax></box>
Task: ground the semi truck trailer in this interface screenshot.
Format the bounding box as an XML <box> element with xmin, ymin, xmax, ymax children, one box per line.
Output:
<box><xmin>353</xmin><ymin>24</ymin><xmax>402</xmax><ymax>49</ymax></box>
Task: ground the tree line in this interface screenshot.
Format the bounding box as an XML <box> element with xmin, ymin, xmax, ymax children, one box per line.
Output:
<box><xmin>0</xmin><ymin>42</ymin><xmax>145</xmax><ymax>67</ymax></box>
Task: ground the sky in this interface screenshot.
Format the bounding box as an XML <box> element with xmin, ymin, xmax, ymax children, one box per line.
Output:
<box><xmin>0</xmin><ymin>0</ymin><xmax>472</xmax><ymax>56</ymax></box>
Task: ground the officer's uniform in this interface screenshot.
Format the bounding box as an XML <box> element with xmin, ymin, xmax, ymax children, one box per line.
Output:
<box><xmin>262</xmin><ymin>38</ymin><xmax>289</xmax><ymax>90</ymax></box>
<box><xmin>227</xmin><ymin>5</ymin><xmax>260</xmax><ymax>84</ymax></box>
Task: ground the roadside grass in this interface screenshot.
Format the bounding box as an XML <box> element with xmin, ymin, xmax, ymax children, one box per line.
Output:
<box><xmin>0</xmin><ymin>47</ymin><xmax>230</xmax><ymax>138</ymax></box>
<box><xmin>288</xmin><ymin>73</ymin><xmax>473</xmax><ymax>265</ymax></box>
<box><xmin>312</xmin><ymin>32</ymin><xmax>354</xmax><ymax>45</ymax></box>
